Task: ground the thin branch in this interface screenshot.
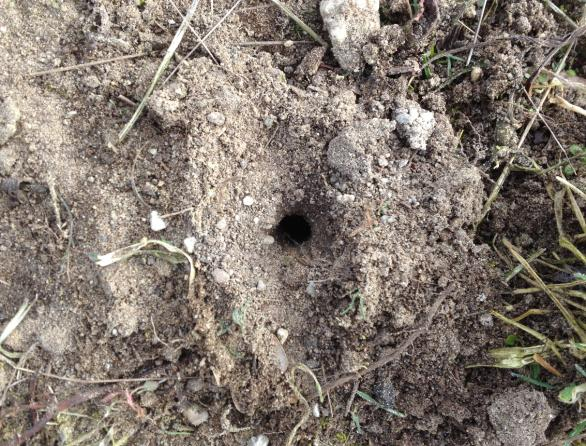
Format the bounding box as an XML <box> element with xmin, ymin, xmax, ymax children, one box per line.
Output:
<box><xmin>29</xmin><ymin>53</ymin><xmax>147</xmax><ymax>77</ymax></box>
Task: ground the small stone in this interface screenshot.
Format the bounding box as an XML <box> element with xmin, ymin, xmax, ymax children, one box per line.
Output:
<box><xmin>306</xmin><ymin>281</ymin><xmax>318</xmax><ymax>297</ymax></box>
<box><xmin>242</xmin><ymin>195</ymin><xmax>255</xmax><ymax>206</ymax></box>
<box><xmin>261</xmin><ymin>235</ymin><xmax>274</xmax><ymax>245</ymax></box>
<box><xmin>207</xmin><ymin>111</ymin><xmax>226</xmax><ymax>126</ymax></box>
<box><xmin>212</xmin><ymin>268</ymin><xmax>230</xmax><ymax>284</ymax></box>
<box><xmin>393</xmin><ymin>101</ymin><xmax>436</xmax><ymax>151</ymax></box>
<box><xmin>148</xmin><ymin>148</ymin><xmax>157</xmax><ymax>156</ymax></box>
<box><xmin>183</xmin><ymin>236</ymin><xmax>196</xmax><ymax>254</ymax></box>
<box><xmin>186</xmin><ymin>378</ymin><xmax>205</xmax><ymax>393</ymax></box>
<box><xmin>0</xmin><ymin>148</ymin><xmax>18</xmax><ymax>175</ymax></box>
<box><xmin>84</xmin><ymin>75</ymin><xmax>101</xmax><ymax>89</ymax></box>
<box><xmin>312</xmin><ymin>403</ymin><xmax>320</xmax><ymax>418</ymax></box>
<box><xmin>276</xmin><ymin>328</ymin><xmax>289</xmax><ymax>344</ymax></box>
<box><xmin>149</xmin><ymin>210</ymin><xmax>167</xmax><ymax>232</ymax></box>
<box><xmin>247</xmin><ymin>435</ymin><xmax>269</xmax><ymax>446</ymax></box>
<box><xmin>377</xmin><ymin>156</ymin><xmax>388</xmax><ymax>167</ymax></box>
<box><xmin>336</xmin><ymin>193</ymin><xmax>355</xmax><ymax>204</ymax></box>
<box><xmin>479</xmin><ymin>313</ymin><xmax>493</xmax><ymax>327</ymax></box>
<box><xmin>183</xmin><ymin>403</ymin><xmax>209</xmax><ymax>427</ymax></box>
<box><xmin>0</xmin><ymin>95</ymin><xmax>20</xmax><ymax>146</ymax></box>
<box><xmin>264</xmin><ymin>116</ymin><xmax>276</xmax><ymax>128</ymax></box>
<box><xmin>470</xmin><ymin>66</ymin><xmax>483</xmax><ymax>82</ymax></box>
<box><xmin>257</xmin><ymin>280</ymin><xmax>266</xmax><ymax>291</ymax></box>
<box><xmin>216</xmin><ymin>218</ymin><xmax>228</xmax><ymax>230</ymax></box>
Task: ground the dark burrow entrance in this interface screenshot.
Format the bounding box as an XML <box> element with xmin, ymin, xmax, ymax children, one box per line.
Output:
<box><xmin>276</xmin><ymin>214</ymin><xmax>312</xmax><ymax>246</ymax></box>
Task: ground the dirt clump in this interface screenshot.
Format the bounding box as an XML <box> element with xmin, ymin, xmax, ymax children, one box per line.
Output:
<box><xmin>488</xmin><ymin>389</ymin><xmax>555</xmax><ymax>446</ymax></box>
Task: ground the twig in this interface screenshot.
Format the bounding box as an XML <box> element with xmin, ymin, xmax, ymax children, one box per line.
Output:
<box><xmin>0</xmin><ymin>388</ymin><xmax>109</xmax><ymax>446</ymax></box>
<box><xmin>162</xmin><ymin>0</ymin><xmax>246</xmax><ymax>86</ymax></box>
<box><xmin>168</xmin><ymin>0</ymin><xmax>219</xmax><ymax>64</ymax></box>
<box><xmin>556</xmin><ymin>176</ymin><xmax>586</xmax><ymax>200</ymax></box>
<box><xmin>0</xmin><ymin>354</ymin><xmax>186</xmax><ymax>385</ymax></box>
<box><xmin>237</xmin><ymin>40</ymin><xmax>312</xmax><ymax>46</ymax></box>
<box><xmin>466</xmin><ymin>0</ymin><xmax>488</xmax><ymax>66</ymax></box>
<box><xmin>344</xmin><ymin>380</ymin><xmax>359</xmax><ymax>416</ymax></box>
<box><xmin>268</xmin><ymin>0</ymin><xmax>327</xmax><ymax>47</ymax></box>
<box><xmin>29</xmin><ymin>53</ymin><xmax>147</xmax><ymax>77</ymax></box>
<box><xmin>541</xmin><ymin>0</ymin><xmax>578</xmax><ymax>29</ymax></box>
<box><xmin>118</xmin><ymin>0</ymin><xmax>202</xmax><ymax>142</ymax></box>
<box><xmin>476</xmin><ymin>43</ymin><xmax>574</xmax><ymax>227</ymax></box>
<box><xmin>320</xmin><ymin>287</ymin><xmax>451</xmax><ymax>394</ymax></box>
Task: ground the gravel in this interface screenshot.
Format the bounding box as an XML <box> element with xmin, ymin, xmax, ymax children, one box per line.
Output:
<box><xmin>0</xmin><ymin>95</ymin><xmax>20</xmax><ymax>146</ymax></box>
<box><xmin>206</xmin><ymin>111</ymin><xmax>226</xmax><ymax>126</ymax></box>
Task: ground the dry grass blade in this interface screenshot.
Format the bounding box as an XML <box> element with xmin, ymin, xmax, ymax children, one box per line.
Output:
<box><xmin>550</xmin><ymin>95</ymin><xmax>586</xmax><ymax>117</ymax></box>
<box><xmin>556</xmin><ymin>176</ymin><xmax>586</xmax><ymax>200</ymax></box>
<box><xmin>541</xmin><ymin>0</ymin><xmax>578</xmax><ymax>29</ymax></box>
<box><xmin>268</xmin><ymin>0</ymin><xmax>327</xmax><ymax>47</ymax></box>
<box><xmin>29</xmin><ymin>53</ymin><xmax>147</xmax><ymax>77</ymax></box>
<box><xmin>162</xmin><ymin>0</ymin><xmax>246</xmax><ymax>86</ymax></box>
<box><xmin>567</xmin><ymin>188</ymin><xmax>586</xmax><ymax>233</ymax></box>
<box><xmin>0</xmin><ymin>300</ymin><xmax>36</xmax><ymax>361</ymax></box>
<box><xmin>286</xmin><ymin>364</ymin><xmax>324</xmax><ymax>446</ymax></box>
<box><xmin>466</xmin><ymin>0</ymin><xmax>487</xmax><ymax>66</ymax></box>
<box><xmin>94</xmin><ymin>238</ymin><xmax>195</xmax><ymax>300</ymax></box>
<box><xmin>118</xmin><ymin>0</ymin><xmax>201</xmax><ymax>142</ymax></box>
<box><xmin>476</xmin><ymin>45</ymin><xmax>574</xmax><ymax>227</ymax></box>
<box><xmin>503</xmin><ymin>238</ymin><xmax>586</xmax><ymax>343</ymax></box>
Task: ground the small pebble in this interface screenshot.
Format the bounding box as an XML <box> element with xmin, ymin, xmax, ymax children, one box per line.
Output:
<box><xmin>248</xmin><ymin>435</ymin><xmax>269</xmax><ymax>446</ymax></box>
<box><xmin>186</xmin><ymin>378</ymin><xmax>204</xmax><ymax>393</ymax></box>
<box><xmin>183</xmin><ymin>404</ymin><xmax>209</xmax><ymax>427</ymax></box>
<box><xmin>306</xmin><ymin>281</ymin><xmax>317</xmax><ymax>297</ymax></box>
<box><xmin>212</xmin><ymin>268</ymin><xmax>230</xmax><ymax>284</ymax></box>
<box><xmin>207</xmin><ymin>111</ymin><xmax>226</xmax><ymax>126</ymax></box>
<box><xmin>242</xmin><ymin>195</ymin><xmax>255</xmax><ymax>206</ymax></box>
<box><xmin>470</xmin><ymin>66</ymin><xmax>483</xmax><ymax>82</ymax></box>
<box><xmin>149</xmin><ymin>210</ymin><xmax>167</xmax><ymax>231</ymax></box>
<box><xmin>261</xmin><ymin>235</ymin><xmax>274</xmax><ymax>245</ymax></box>
<box><xmin>336</xmin><ymin>193</ymin><xmax>355</xmax><ymax>204</ymax></box>
<box><xmin>312</xmin><ymin>403</ymin><xmax>320</xmax><ymax>418</ymax></box>
<box><xmin>257</xmin><ymin>280</ymin><xmax>266</xmax><ymax>291</ymax></box>
<box><xmin>183</xmin><ymin>236</ymin><xmax>196</xmax><ymax>254</ymax></box>
<box><xmin>276</xmin><ymin>327</ymin><xmax>289</xmax><ymax>344</ymax></box>
<box><xmin>479</xmin><ymin>313</ymin><xmax>493</xmax><ymax>327</ymax></box>
<box><xmin>378</xmin><ymin>157</ymin><xmax>389</xmax><ymax>167</ymax></box>
<box><xmin>216</xmin><ymin>218</ymin><xmax>228</xmax><ymax>230</ymax></box>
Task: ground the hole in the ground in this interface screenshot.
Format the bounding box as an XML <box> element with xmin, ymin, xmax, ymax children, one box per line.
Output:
<box><xmin>276</xmin><ymin>214</ymin><xmax>312</xmax><ymax>246</ymax></box>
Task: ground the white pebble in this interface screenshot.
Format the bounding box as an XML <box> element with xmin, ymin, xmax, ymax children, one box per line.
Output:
<box><xmin>150</xmin><ymin>211</ymin><xmax>167</xmax><ymax>231</ymax></box>
<box><xmin>248</xmin><ymin>435</ymin><xmax>269</xmax><ymax>446</ymax></box>
<box><xmin>206</xmin><ymin>111</ymin><xmax>226</xmax><ymax>126</ymax></box>
<box><xmin>216</xmin><ymin>218</ymin><xmax>228</xmax><ymax>230</ymax></box>
<box><xmin>242</xmin><ymin>195</ymin><xmax>255</xmax><ymax>206</ymax></box>
<box><xmin>336</xmin><ymin>193</ymin><xmax>356</xmax><ymax>204</ymax></box>
<box><xmin>276</xmin><ymin>328</ymin><xmax>289</xmax><ymax>344</ymax></box>
<box><xmin>262</xmin><ymin>235</ymin><xmax>275</xmax><ymax>245</ymax></box>
<box><xmin>212</xmin><ymin>268</ymin><xmax>230</xmax><ymax>284</ymax></box>
<box><xmin>479</xmin><ymin>313</ymin><xmax>493</xmax><ymax>327</ymax></box>
<box><xmin>377</xmin><ymin>157</ymin><xmax>389</xmax><ymax>167</ymax></box>
<box><xmin>306</xmin><ymin>281</ymin><xmax>318</xmax><ymax>297</ymax></box>
<box><xmin>257</xmin><ymin>280</ymin><xmax>266</xmax><ymax>291</ymax></box>
<box><xmin>312</xmin><ymin>403</ymin><xmax>320</xmax><ymax>418</ymax></box>
<box><xmin>183</xmin><ymin>236</ymin><xmax>196</xmax><ymax>254</ymax></box>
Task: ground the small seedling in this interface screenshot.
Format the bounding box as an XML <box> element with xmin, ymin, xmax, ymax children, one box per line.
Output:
<box><xmin>341</xmin><ymin>289</ymin><xmax>366</xmax><ymax>320</ymax></box>
<box><xmin>350</xmin><ymin>411</ymin><xmax>362</xmax><ymax>434</ymax></box>
<box><xmin>355</xmin><ymin>390</ymin><xmax>405</xmax><ymax>418</ymax></box>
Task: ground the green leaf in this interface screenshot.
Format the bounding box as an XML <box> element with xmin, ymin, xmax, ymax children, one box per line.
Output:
<box><xmin>568</xmin><ymin>419</ymin><xmax>586</xmax><ymax>438</ymax></box>
<box><xmin>511</xmin><ymin>372</ymin><xmax>553</xmax><ymax>389</ymax></box>
<box><xmin>576</xmin><ymin>364</ymin><xmax>586</xmax><ymax>378</ymax></box>
<box><xmin>558</xmin><ymin>383</ymin><xmax>586</xmax><ymax>404</ymax></box>
<box><xmin>568</xmin><ymin>144</ymin><xmax>584</xmax><ymax>155</ymax></box>
<box><xmin>563</xmin><ymin>165</ymin><xmax>577</xmax><ymax>177</ymax></box>
<box><xmin>529</xmin><ymin>363</ymin><xmax>541</xmax><ymax>380</ymax></box>
<box><xmin>355</xmin><ymin>391</ymin><xmax>406</xmax><ymax>418</ymax></box>
<box><xmin>351</xmin><ymin>411</ymin><xmax>362</xmax><ymax>434</ymax></box>
<box><xmin>504</xmin><ymin>334</ymin><xmax>519</xmax><ymax>347</ymax></box>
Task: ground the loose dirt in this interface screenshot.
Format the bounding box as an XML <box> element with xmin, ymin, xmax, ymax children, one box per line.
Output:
<box><xmin>0</xmin><ymin>0</ymin><xmax>584</xmax><ymax>445</ymax></box>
